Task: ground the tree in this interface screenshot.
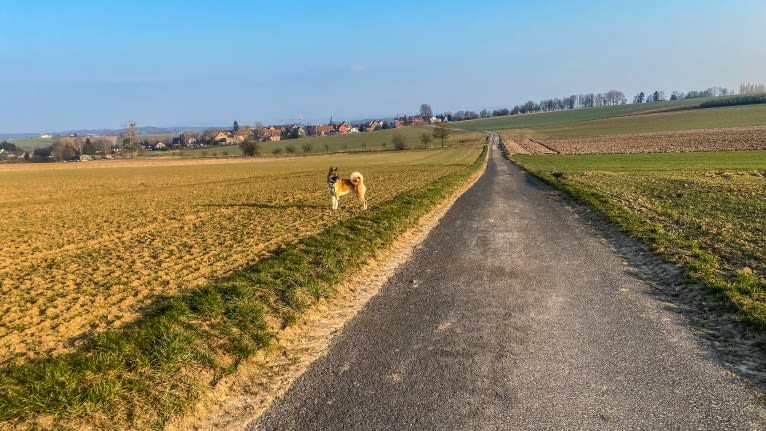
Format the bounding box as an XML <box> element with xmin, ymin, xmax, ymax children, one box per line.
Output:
<box><xmin>255</xmin><ymin>122</ymin><xmax>266</xmax><ymax>140</ymax></box>
<box><xmin>82</xmin><ymin>138</ymin><xmax>98</xmax><ymax>156</ymax></box>
<box><xmin>432</xmin><ymin>123</ymin><xmax>451</xmax><ymax>148</ymax></box>
<box><xmin>381</xmin><ymin>121</ymin><xmax>391</xmax><ymax>129</ymax></box>
<box><xmin>287</xmin><ymin>127</ymin><xmax>300</xmax><ymax>139</ymax></box>
<box><xmin>480</xmin><ymin>109</ymin><xmax>490</xmax><ymax>118</ymax></box>
<box><xmin>740</xmin><ymin>83</ymin><xmax>766</xmax><ymax>94</ymax></box>
<box><xmin>392</xmin><ymin>133</ymin><xmax>408</xmax><ymax>150</ymax></box>
<box><xmin>51</xmin><ymin>137</ymin><xmax>78</xmax><ymax>161</ymax></box>
<box><xmin>32</xmin><ymin>146</ymin><xmax>52</xmax><ymax>162</ymax></box>
<box><xmin>634</xmin><ymin>91</ymin><xmax>645</xmax><ymax>104</ymax></box>
<box><xmin>0</xmin><ymin>140</ymin><xmax>17</xmax><ymax>152</ymax></box>
<box><xmin>233</xmin><ymin>120</ymin><xmax>239</xmax><ymax>133</ymax></box>
<box><xmin>239</xmin><ymin>139</ymin><xmax>259</xmax><ymax>156</ymax></box>
<box><xmin>420</xmin><ymin>133</ymin><xmax>432</xmax><ymax>148</ymax></box>
<box><xmin>419</xmin><ymin>104</ymin><xmax>433</xmax><ymax>118</ymax></box>
<box><xmin>121</xmin><ymin>121</ymin><xmax>140</xmax><ymax>156</ymax></box>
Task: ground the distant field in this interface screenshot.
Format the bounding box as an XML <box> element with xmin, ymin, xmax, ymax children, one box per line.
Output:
<box><xmin>535</xmin><ymin>104</ymin><xmax>766</xmax><ymax>138</ymax></box>
<box><xmin>495</xmin><ymin>103</ymin><xmax>766</xmax><ymax>155</ymax></box>
<box><xmin>453</xmin><ymin>97</ymin><xmax>708</xmax><ymax>131</ymax></box>
<box><xmin>514</xmin><ymin>150</ymin><xmax>766</xmax><ymax>327</ymax></box>
<box><xmin>0</xmin><ymin>144</ymin><xmax>484</xmax><ymax>365</ymax></box>
<box><xmin>7</xmin><ymin>137</ymin><xmax>53</xmax><ymax>150</ymax></box>
<box><xmin>146</xmin><ymin>126</ymin><xmax>478</xmax><ymax>158</ymax></box>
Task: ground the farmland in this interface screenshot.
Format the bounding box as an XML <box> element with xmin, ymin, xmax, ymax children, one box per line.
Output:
<box><xmin>496</xmin><ymin>103</ymin><xmax>766</xmax><ymax>155</ymax></box>
<box><xmin>454</xmin><ymin>97</ymin><xmax>709</xmax><ymax>131</ymax></box>
<box><xmin>501</xmin><ymin>126</ymin><xmax>766</xmax><ymax>155</ymax></box>
<box><xmin>147</xmin><ymin>125</ymin><xmax>460</xmax><ymax>158</ymax></box>
<box><xmin>0</xmin><ymin>141</ymin><xmax>483</xmax><ymax>366</ymax></box>
<box><xmin>532</xmin><ymin>103</ymin><xmax>766</xmax><ymax>138</ymax></box>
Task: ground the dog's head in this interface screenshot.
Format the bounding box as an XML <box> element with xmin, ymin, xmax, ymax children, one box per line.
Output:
<box><xmin>327</xmin><ymin>167</ymin><xmax>339</xmax><ymax>183</ymax></box>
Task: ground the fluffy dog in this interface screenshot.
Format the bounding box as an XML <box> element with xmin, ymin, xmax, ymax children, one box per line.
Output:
<box><xmin>327</xmin><ymin>167</ymin><xmax>367</xmax><ymax>210</ymax></box>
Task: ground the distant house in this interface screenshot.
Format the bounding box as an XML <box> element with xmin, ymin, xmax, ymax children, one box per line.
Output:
<box><xmin>267</xmin><ymin>127</ymin><xmax>282</xmax><ymax>141</ymax></box>
<box><xmin>316</xmin><ymin>125</ymin><xmax>334</xmax><ymax>136</ymax></box>
<box><xmin>337</xmin><ymin>122</ymin><xmax>350</xmax><ymax>134</ymax></box>
<box><xmin>394</xmin><ymin>115</ymin><xmax>430</xmax><ymax>127</ymax></box>
<box><xmin>214</xmin><ymin>131</ymin><xmax>233</xmax><ymax>144</ymax></box>
<box><xmin>367</xmin><ymin>120</ymin><xmax>382</xmax><ymax>131</ymax></box>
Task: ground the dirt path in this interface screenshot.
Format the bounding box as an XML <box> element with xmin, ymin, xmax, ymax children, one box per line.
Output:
<box><xmin>244</xmin><ymin>141</ymin><xmax>766</xmax><ymax>430</ymax></box>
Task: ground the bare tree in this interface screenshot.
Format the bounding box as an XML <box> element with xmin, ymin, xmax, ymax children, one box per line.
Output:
<box><xmin>121</xmin><ymin>121</ymin><xmax>140</xmax><ymax>156</ymax></box>
<box><xmin>740</xmin><ymin>83</ymin><xmax>766</xmax><ymax>94</ymax></box>
<box><xmin>420</xmin><ymin>133</ymin><xmax>432</xmax><ymax>148</ymax></box>
<box><xmin>432</xmin><ymin>123</ymin><xmax>451</xmax><ymax>148</ymax></box>
<box><xmin>419</xmin><ymin>104</ymin><xmax>433</xmax><ymax>118</ymax></box>
<box><xmin>392</xmin><ymin>133</ymin><xmax>408</xmax><ymax>150</ymax></box>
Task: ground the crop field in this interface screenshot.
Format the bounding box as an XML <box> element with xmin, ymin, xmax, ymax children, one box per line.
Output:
<box><xmin>501</xmin><ymin>126</ymin><xmax>766</xmax><ymax>155</ymax></box>
<box><xmin>0</xmin><ymin>144</ymin><xmax>483</xmax><ymax>366</ymax></box>
<box><xmin>513</xmin><ymin>151</ymin><xmax>766</xmax><ymax>326</ymax></box>
<box><xmin>533</xmin><ymin>103</ymin><xmax>766</xmax><ymax>138</ymax></box>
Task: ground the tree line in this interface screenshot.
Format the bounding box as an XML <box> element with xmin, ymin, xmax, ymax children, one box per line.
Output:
<box><xmin>443</xmin><ymin>82</ymin><xmax>763</xmax><ymax>122</ymax></box>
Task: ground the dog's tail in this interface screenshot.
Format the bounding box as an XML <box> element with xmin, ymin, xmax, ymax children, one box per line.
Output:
<box><xmin>350</xmin><ymin>172</ymin><xmax>364</xmax><ymax>186</ymax></box>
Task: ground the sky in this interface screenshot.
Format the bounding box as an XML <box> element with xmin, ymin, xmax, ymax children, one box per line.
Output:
<box><xmin>1</xmin><ymin>0</ymin><xmax>765</xmax><ymax>133</ymax></box>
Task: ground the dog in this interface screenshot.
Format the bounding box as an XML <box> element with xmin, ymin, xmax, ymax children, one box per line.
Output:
<box><xmin>327</xmin><ymin>167</ymin><xmax>367</xmax><ymax>210</ymax></box>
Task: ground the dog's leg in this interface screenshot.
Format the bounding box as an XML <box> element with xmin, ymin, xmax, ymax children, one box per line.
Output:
<box><xmin>332</xmin><ymin>196</ymin><xmax>339</xmax><ymax>210</ymax></box>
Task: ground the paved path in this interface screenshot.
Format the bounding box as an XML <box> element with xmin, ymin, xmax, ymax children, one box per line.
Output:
<box><xmin>250</xmin><ymin>138</ymin><xmax>766</xmax><ymax>430</ymax></box>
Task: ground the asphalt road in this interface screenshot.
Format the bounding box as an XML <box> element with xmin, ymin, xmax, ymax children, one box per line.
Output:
<box><xmin>249</xmin><ymin>137</ymin><xmax>766</xmax><ymax>430</ymax></box>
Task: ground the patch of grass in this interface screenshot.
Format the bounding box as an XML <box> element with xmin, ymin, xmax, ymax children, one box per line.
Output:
<box><xmin>512</xmin><ymin>151</ymin><xmax>766</xmax><ymax>329</ymax></box>
<box><xmin>0</xmin><ymin>146</ymin><xmax>487</xmax><ymax>429</ymax></box>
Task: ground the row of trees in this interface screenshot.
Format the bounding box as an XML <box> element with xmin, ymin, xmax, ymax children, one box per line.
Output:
<box><xmin>634</xmin><ymin>86</ymin><xmax>736</xmax><ymax>103</ymax></box>
<box><xmin>441</xmin><ymin>90</ymin><xmax>629</xmax><ymax>121</ymax></box>
<box><xmin>447</xmin><ymin>82</ymin><xmax>763</xmax><ymax>122</ymax></box>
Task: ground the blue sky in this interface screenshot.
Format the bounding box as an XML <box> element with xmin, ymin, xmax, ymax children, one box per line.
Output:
<box><xmin>1</xmin><ymin>0</ymin><xmax>765</xmax><ymax>133</ymax></box>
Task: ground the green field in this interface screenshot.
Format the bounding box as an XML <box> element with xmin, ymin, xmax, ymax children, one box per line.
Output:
<box><xmin>454</xmin><ymin>97</ymin><xmax>709</xmax><ymax>131</ymax></box>
<box><xmin>7</xmin><ymin>137</ymin><xmax>53</xmax><ymax>150</ymax></box>
<box><xmin>144</xmin><ymin>126</ymin><xmax>477</xmax><ymax>158</ymax></box>
<box><xmin>535</xmin><ymin>104</ymin><xmax>766</xmax><ymax>137</ymax></box>
<box><xmin>513</xmin><ymin>151</ymin><xmax>766</xmax><ymax>329</ymax></box>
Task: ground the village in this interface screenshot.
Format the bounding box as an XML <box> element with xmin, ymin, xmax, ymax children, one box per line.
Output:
<box><xmin>165</xmin><ymin>114</ymin><xmax>447</xmax><ymax>151</ymax></box>
<box><xmin>0</xmin><ymin>113</ymin><xmax>448</xmax><ymax>161</ymax></box>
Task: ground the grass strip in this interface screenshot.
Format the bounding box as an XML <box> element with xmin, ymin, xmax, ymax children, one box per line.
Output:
<box><xmin>0</xmin><ymin>145</ymin><xmax>487</xmax><ymax>430</ymax></box>
<box><xmin>508</xmin><ymin>155</ymin><xmax>766</xmax><ymax>331</ymax></box>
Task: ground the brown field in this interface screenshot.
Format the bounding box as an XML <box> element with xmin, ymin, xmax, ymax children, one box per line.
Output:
<box><xmin>500</xmin><ymin>126</ymin><xmax>766</xmax><ymax>155</ymax></box>
<box><xmin>0</xmin><ymin>143</ymin><xmax>483</xmax><ymax>365</ymax></box>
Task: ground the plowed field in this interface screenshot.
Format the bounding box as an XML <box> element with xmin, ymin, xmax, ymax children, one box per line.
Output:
<box><xmin>501</xmin><ymin>126</ymin><xmax>766</xmax><ymax>155</ymax></box>
<box><xmin>0</xmin><ymin>145</ymin><xmax>482</xmax><ymax>365</ymax></box>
